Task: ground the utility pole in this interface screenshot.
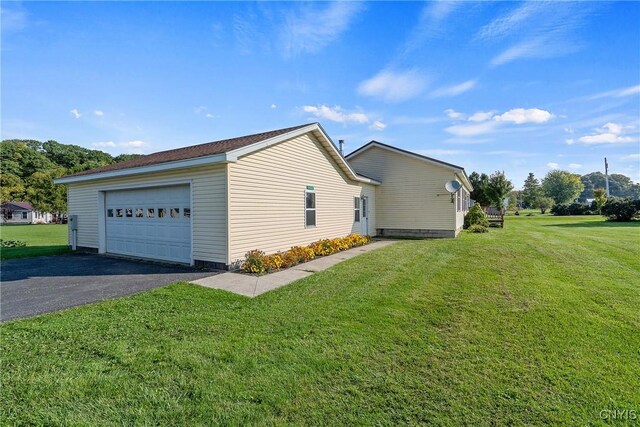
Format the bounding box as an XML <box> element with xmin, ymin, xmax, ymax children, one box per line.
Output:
<box><xmin>605</xmin><ymin>157</ymin><xmax>610</xmax><ymax>196</ymax></box>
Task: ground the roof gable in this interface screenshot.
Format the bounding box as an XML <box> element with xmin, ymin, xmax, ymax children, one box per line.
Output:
<box><xmin>346</xmin><ymin>140</ymin><xmax>472</xmax><ymax>191</ymax></box>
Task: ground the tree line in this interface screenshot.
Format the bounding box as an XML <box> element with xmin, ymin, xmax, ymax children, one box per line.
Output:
<box><xmin>0</xmin><ymin>139</ymin><xmax>142</xmax><ymax>214</ymax></box>
<box><xmin>468</xmin><ymin>169</ymin><xmax>639</xmax><ymax>212</ymax></box>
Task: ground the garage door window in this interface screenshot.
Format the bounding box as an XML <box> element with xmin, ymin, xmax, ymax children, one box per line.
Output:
<box><xmin>184</xmin><ymin>208</ymin><xmax>191</xmax><ymax>218</ymax></box>
<box><xmin>125</xmin><ymin>209</ymin><xmax>132</xmax><ymax>217</ymax></box>
<box><xmin>135</xmin><ymin>208</ymin><xmax>143</xmax><ymax>218</ymax></box>
<box><xmin>147</xmin><ymin>208</ymin><xmax>155</xmax><ymax>217</ymax></box>
<box><xmin>171</xmin><ymin>208</ymin><xmax>180</xmax><ymax>218</ymax></box>
<box><xmin>116</xmin><ymin>209</ymin><xmax>123</xmax><ymax>217</ymax></box>
<box><xmin>107</xmin><ymin>209</ymin><xmax>114</xmax><ymax>217</ymax></box>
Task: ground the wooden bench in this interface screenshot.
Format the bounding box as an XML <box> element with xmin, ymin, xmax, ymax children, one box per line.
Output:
<box><xmin>483</xmin><ymin>207</ymin><xmax>505</xmax><ymax>228</ymax></box>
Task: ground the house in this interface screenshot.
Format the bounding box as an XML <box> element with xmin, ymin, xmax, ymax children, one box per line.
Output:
<box><xmin>55</xmin><ymin>123</ymin><xmax>472</xmax><ymax>269</ymax></box>
<box><xmin>1</xmin><ymin>202</ymin><xmax>53</xmax><ymax>224</ymax></box>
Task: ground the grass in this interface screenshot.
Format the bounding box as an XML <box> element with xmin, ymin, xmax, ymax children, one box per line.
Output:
<box><xmin>0</xmin><ymin>224</ymin><xmax>69</xmax><ymax>259</ymax></box>
<box><xmin>1</xmin><ymin>216</ymin><xmax>639</xmax><ymax>425</ymax></box>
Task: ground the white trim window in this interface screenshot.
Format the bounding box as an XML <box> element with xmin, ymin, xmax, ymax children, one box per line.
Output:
<box><xmin>305</xmin><ymin>188</ymin><xmax>316</xmax><ymax>227</ymax></box>
<box><xmin>354</xmin><ymin>197</ymin><xmax>361</xmax><ymax>222</ymax></box>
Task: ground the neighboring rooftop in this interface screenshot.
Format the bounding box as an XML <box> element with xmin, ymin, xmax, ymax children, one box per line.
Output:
<box><xmin>1</xmin><ymin>201</ymin><xmax>34</xmax><ymax>211</ymax></box>
<box><xmin>63</xmin><ymin>123</ymin><xmax>315</xmax><ymax>178</ymax></box>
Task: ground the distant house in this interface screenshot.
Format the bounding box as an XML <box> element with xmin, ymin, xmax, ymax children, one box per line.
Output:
<box><xmin>0</xmin><ymin>202</ymin><xmax>52</xmax><ymax>224</ymax></box>
<box><xmin>55</xmin><ymin>123</ymin><xmax>473</xmax><ymax>269</ymax></box>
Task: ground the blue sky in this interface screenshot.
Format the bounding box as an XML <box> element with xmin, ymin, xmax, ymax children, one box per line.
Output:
<box><xmin>2</xmin><ymin>1</ymin><xmax>639</xmax><ymax>187</ymax></box>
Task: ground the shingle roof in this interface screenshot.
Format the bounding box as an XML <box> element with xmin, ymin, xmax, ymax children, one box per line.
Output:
<box><xmin>1</xmin><ymin>201</ymin><xmax>34</xmax><ymax>211</ymax></box>
<box><xmin>64</xmin><ymin>123</ymin><xmax>315</xmax><ymax>178</ymax></box>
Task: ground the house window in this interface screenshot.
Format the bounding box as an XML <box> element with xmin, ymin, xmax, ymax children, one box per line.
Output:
<box><xmin>305</xmin><ymin>189</ymin><xmax>316</xmax><ymax>227</ymax></box>
<box><xmin>7</xmin><ymin>212</ymin><xmax>12</xmax><ymax>219</ymax></box>
<box><xmin>457</xmin><ymin>190</ymin><xmax>462</xmax><ymax>212</ymax></box>
<box><xmin>354</xmin><ymin>197</ymin><xmax>360</xmax><ymax>222</ymax></box>
<box><xmin>22</xmin><ymin>212</ymin><xmax>28</xmax><ymax>219</ymax></box>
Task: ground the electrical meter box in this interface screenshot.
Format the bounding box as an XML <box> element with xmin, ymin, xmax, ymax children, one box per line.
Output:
<box><xmin>69</xmin><ymin>215</ymin><xmax>78</xmax><ymax>231</ymax></box>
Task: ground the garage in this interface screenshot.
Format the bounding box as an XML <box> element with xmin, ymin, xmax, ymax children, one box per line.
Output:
<box><xmin>105</xmin><ymin>184</ymin><xmax>191</xmax><ymax>264</ymax></box>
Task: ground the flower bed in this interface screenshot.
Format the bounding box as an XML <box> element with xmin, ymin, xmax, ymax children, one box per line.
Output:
<box><xmin>242</xmin><ymin>233</ymin><xmax>372</xmax><ymax>274</ymax></box>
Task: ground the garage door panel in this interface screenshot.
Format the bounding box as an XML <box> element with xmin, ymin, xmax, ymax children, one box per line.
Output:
<box><xmin>105</xmin><ymin>185</ymin><xmax>191</xmax><ymax>264</ymax></box>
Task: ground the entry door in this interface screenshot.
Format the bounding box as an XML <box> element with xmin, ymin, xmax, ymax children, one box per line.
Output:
<box><xmin>105</xmin><ymin>185</ymin><xmax>191</xmax><ymax>263</ymax></box>
<box><xmin>361</xmin><ymin>196</ymin><xmax>369</xmax><ymax>235</ymax></box>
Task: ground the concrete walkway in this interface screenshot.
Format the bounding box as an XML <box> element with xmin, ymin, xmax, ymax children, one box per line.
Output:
<box><xmin>191</xmin><ymin>240</ymin><xmax>397</xmax><ymax>297</ymax></box>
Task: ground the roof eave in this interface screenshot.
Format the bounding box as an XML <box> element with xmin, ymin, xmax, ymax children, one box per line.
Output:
<box><xmin>54</xmin><ymin>153</ymin><xmax>229</xmax><ymax>184</ymax></box>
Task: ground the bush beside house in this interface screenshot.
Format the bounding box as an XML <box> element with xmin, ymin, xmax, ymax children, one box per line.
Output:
<box><xmin>242</xmin><ymin>233</ymin><xmax>372</xmax><ymax>274</ymax></box>
<box><xmin>464</xmin><ymin>204</ymin><xmax>489</xmax><ymax>229</ymax></box>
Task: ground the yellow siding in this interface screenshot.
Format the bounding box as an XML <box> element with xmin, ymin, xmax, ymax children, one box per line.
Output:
<box><xmin>66</xmin><ymin>164</ymin><xmax>227</xmax><ymax>264</ymax></box>
<box><xmin>348</xmin><ymin>146</ymin><xmax>458</xmax><ymax>231</ymax></box>
<box><xmin>228</xmin><ymin>133</ymin><xmax>371</xmax><ymax>263</ymax></box>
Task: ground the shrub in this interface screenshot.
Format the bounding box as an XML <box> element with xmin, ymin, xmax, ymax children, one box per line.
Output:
<box><xmin>467</xmin><ymin>224</ymin><xmax>489</xmax><ymax>233</ymax></box>
<box><xmin>286</xmin><ymin>246</ymin><xmax>315</xmax><ymax>264</ymax></box>
<box><xmin>0</xmin><ymin>239</ymin><xmax>27</xmax><ymax>248</ymax></box>
<box><xmin>464</xmin><ymin>204</ymin><xmax>489</xmax><ymax>229</ymax></box>
<box><xmin>601</xmin><ymin>197</ymin><xmax>640</xmax><ymax>221</ymax></box>
<box><xmin>551</xmin><ymin>202</ymin><xmax>593</xmax><ymax>216</ymax></box>
<box><xmin>242</xmin><ymin>250</ymin><xmax>267</xmax><ymax>274</ymax></box>
<box><xmin>263</xmin><ymin>253</ymin><xmax>284</xmax><ymax>271</ymax></box>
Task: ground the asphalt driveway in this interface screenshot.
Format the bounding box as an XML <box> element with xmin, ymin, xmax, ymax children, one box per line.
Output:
<box><xmin>1</xmin><ymin>254</ymin><xmax>219</xmax><ymax>321</ymax></box>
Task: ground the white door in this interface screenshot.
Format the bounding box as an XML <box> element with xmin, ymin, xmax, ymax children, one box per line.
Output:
<box><xmin>361</xmin><ymin>196</ymin><xmax>369</xmax><ymax>235</ymax></box>
<box><xmin>105</xmin><ymin>185</ymin><xmax>191</xmax><ymax>264</ymax></box>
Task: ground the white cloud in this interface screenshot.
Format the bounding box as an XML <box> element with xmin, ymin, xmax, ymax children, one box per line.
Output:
<box><xmin>70</xmin><ymin>109</ymin><xmax>81</xmax><ymax>119</ymax></box>
<box><xmin>430</xmin><ymin>79</ymin><xmax>477</xmax><ymax>98</ymax></box>
<box><xmin>568</xmin><ymin>163</ymin><xmax>582</xmax><ymax>170</ymax></box>
<box><xmin>444</xmin><ymin>109</ymin><xmax>465</xmax><ymax>120</ymax></box>
<box><xmin>93</xmin><ymin>140</ymin><xmax>151</xmax><ymax>154</ymax></box>
<box><xmin>302</xmin><ymin>105</ymin><xmax>369</xmax><ymax>124</ymax></box>
<box><xmin>547</xmin><ymin>162</ymin><xmax>559</xmax><ymax>169</ymax></box>
<box><xmin>468</xmin><ymin>111</ymin><xmax>494</xmax><ymax>122</ymax></box>
<box><xmin>94</xmin><ymin>110</ymin><xmax>104</xmax><ymax>117</ymax></box>
<box><xmin>369</xmin><ymin>120</ymin><xmax>386</xmax><ymax>131</ymax></box>
<box><xmin>280</xmin><ymin>2</ymin><xmax>363</xmax><ymax>58</ymax></box>
<box><xmin>358</xmin><ymin>69</ymin><xmax>428</xmax><ymax>102</ymax></box>
<box><xmin>565</xmin><ymin>138</ymin><xmax>575</xmax><ymax>145</ymax></box>
<box><xmin>481</xmin><ymin>2</ymin><xmax>593</xmax><ymax>67</ymax></box>
<box><xmin>270</xmin><ymin>104</ymin><xmax>277</xmax><ymax>109</ymax></box>
<box><xmin>443</xmin><ymin>107</ymin><xmax>554</xmax><ymax>136</ymax></box>
<box><xmin>620</xmin><ymin>153</ymin><xmax>640</xmax><ymax>162</ymax></box>
<box><xmin>399</xmin><ymin>1</ymin><xmax>463</xmax><ymax>57</ymax></box>
<box><xmin>445</xmin><ymin>121</ymin><xmax>499</xmax><ymax>137</ymax></box>
<box><xmin>205</xmin><ymin>113</ymin><xmax>214</xmax><ymax>119</ymax></box>
<box><xmin>577</xmin><ymin>122</ymin><xmax>637</xmax><ymax>145</ymax></box>
<box><xmin>194</xmin><ymin>106</ymin><xmax>207</xmax><ymax>114</ymax></box>
<box><xmin>494</xmin><ymin>108</ymin><xmax>553</xmax><ymax>124</ymax></box>
<box><xmin>588</xmin><ymin>84</ymin><xmax>640</xmax><ymax>100</ymax></box>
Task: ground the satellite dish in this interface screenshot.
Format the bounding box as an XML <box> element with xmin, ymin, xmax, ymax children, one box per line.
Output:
<box><xmin>444</xmin><ymin>180</ymin><xmax>462</xmax><ymax>194</ymax></box>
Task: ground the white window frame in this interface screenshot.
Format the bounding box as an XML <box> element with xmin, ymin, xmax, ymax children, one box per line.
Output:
<box><xmin>354</xmin><ymin>197</ymin><xmax>361</xmax><ymax>223</ymax></box>
<box><xmin>305</xmin><ymin>188</ymin><xmax>316</xmax><ymax>228</ymax></box>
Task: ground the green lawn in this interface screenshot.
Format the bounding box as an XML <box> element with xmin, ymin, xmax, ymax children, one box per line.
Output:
<box><xmin>0</xmin><ymin>224</ymin><xmax>69</xmax><ymax>259</ymax></box>
<box><xmin>1</xmin><ymin>216</ymin><xmax>638</xmax><ymax>425</ymax></box>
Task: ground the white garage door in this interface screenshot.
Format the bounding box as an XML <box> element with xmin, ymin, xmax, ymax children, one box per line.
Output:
<box><xmin>105</xmin><ymin>185</ymin><xmax>191</xmax><ymax>264</ymax></box>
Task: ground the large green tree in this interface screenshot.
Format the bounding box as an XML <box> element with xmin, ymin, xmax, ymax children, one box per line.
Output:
<box><xmin>1</xmin><ymin>139</ymin><xmax>143</xmax><ymax>212</ymax></box>
<box><xmin>468</xmin><ymin>172</ymin><xmax>491</xmax><ymax>207</ymax></box>
<box><xmin>579</xmin><ymin>172</ymin><xmax>640</xmax><ymax>200</ymax></box>
<box><xmin>486</xmin><ymin>171</ymin><xmax>514</xmax><ymax>209</ymax></box>
<box><xmin>542</xmin><ymin>170</ymin><xmax>584</xmax><ymax>204</ymax></box>
<box><xmin>522</xmin><ymin>173</ymin><xmax>541</xmax><ymax>208</ymax></box>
